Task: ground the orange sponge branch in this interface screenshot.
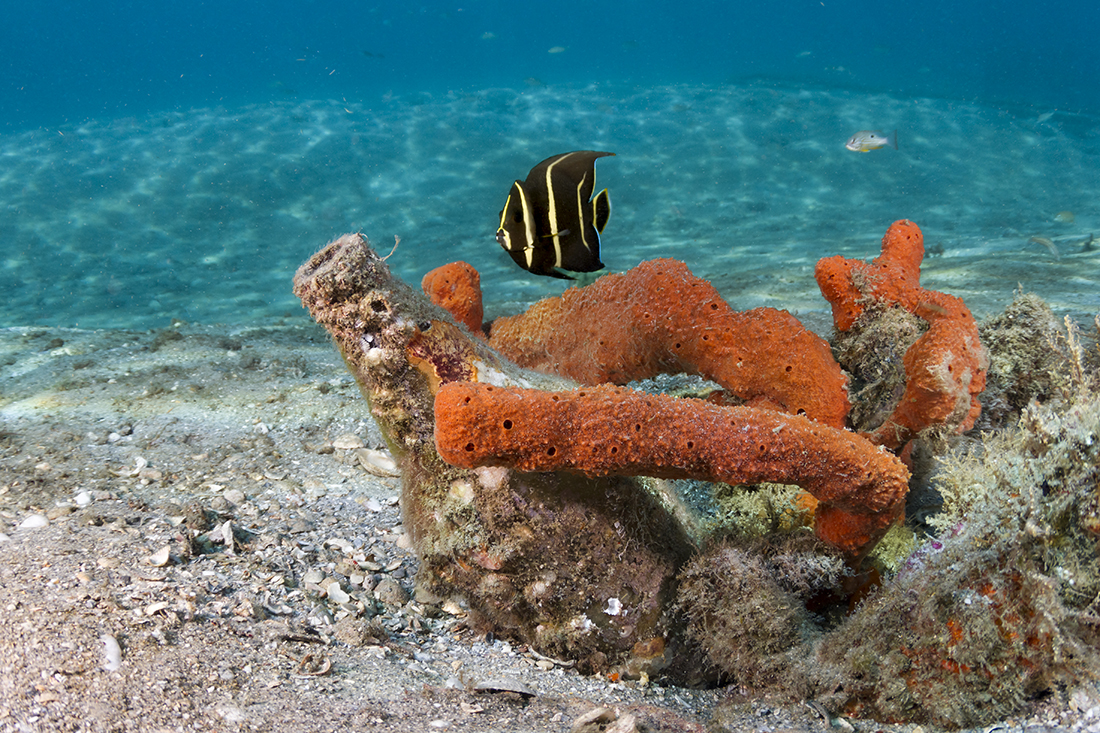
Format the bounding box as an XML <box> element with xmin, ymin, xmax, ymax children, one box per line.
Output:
<box><xmin>815</xmin><ymin>220</ymin><xmax>988</xmax><ymax>448</ymax></box>
<box><xmin>488</xmin><ymin>258</ymin><xmax>850</xmax><ymax>428</ymax></box>
<box><xmin>435</xmin><ymin>382</ymin><xmax>909</xmax><ymax>559</ymax></box>
<box><xmin>422</xmin><ymin>261</ymin><xmax>485</xmax><ymax>337</ymax></box>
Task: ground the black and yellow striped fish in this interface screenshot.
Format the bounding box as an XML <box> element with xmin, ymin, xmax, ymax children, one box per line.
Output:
<box><xmin>495</xmin><ymin>150</ymin><xmax>614</xmax><ymax>279</ymax></box>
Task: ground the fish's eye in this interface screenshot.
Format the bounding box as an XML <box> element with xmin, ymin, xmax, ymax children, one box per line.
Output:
<box><xmin>418</xmin><ymin>321</ymin><xmax>432</xmax><ymax>331</ymax></box>
<box><xmin>512</xmin><ymin>210</ymin><xmax>523</xmax><ymax>223</ymax></box>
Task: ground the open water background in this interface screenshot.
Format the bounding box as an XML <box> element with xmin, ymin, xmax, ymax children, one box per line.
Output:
<box><xmin>1</xmin><ymin>0</ymin><xmax>1098</xmax><ymax>328</ymax></box>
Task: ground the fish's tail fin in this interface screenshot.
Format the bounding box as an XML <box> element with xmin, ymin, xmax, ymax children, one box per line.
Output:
<box><xmin>889</xmin><ymin>129</ymin><xmax>899</xmax><ymax>150</ymax></box>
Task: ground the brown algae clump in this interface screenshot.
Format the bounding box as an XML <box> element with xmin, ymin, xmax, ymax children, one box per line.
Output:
<box><xmin>809</xmin><ymin>316</ymin><xmax>1100</xmax><ymax>728</ymax></box>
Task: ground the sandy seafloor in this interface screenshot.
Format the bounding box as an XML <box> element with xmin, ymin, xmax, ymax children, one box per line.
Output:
<box><xmin>2</xmin><ymin>323</ymin><xmax>1099</xmax><ymax>733</ymax></box>
<box><xmin>2</xmin><ymin>83</ymin><xmax>1100</xmax><ymax>731</ymax></box>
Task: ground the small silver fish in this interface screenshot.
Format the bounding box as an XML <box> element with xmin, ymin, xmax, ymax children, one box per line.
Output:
<box><xmin>845</xmin><ymin>129</ymin><xmax>898</xmax><ymax>152</ymax></box>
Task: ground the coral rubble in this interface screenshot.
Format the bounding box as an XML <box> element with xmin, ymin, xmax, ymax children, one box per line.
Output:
<box><xmin>816</xmin><ymin>220</ymin><xmax>989</xmax><ymax>449</ymax></box>
<box><xmin>812</xmin><ymin>381</ymin><xmax>1100</xmax><ymax>727</ymax></box>
<box><xmin>434</xmin><ymin>381</ymin><xmax>907</xmax><ymax>559</ymax></box>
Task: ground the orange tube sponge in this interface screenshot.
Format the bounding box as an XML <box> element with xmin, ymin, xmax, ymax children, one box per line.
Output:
<box><xmin>422</xmin><ymin>261</ymin><xmax>485</xmax><ymax>336</ymax></box>
<box><xmin>488</xmin><ymin>258</ymin><xmax>850</xmax><ymax>428</ymax></box>
<box><xmin>815</xmin><ymin>221</ymin><xmax>988</xmax><ymax>449</ymax></box>
<box><xmin>435</xmin><ymin>382</ymin><xmax>908</xmax><ymax>560</ymax></box>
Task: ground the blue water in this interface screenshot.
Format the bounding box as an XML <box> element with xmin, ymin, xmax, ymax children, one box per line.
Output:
<box><xmin>1</xmin><ymin>1</ymin><xmax>1099</xmax><ymax>328</ymax></box>
<box><xmin>5</xmin><ymin>0</ymin><xmax>1098</xmax><ymax>129</ymax></box>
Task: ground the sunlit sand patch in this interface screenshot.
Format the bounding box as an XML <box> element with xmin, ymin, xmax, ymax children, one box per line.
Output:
<box><xmin>0</xmin><ymin>83</ymin><xmax>1096</xmax><ymax>329</ymax></box>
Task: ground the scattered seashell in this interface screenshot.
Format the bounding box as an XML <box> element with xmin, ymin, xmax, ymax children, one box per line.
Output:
<box><xmin>356</xmin><ymin>448</ymin><xmax>400</xmax><ymax>477</ymax></box>
<box><xmin>529</xmin><ymin>647</ymin><xmax>575</xmax><ymax>668</ymax></box>
<box><xmin>97</xmin><ymin>557</ymin><xmax>121</xmax><ymax>569</ymax></box>
<box><xmin>18</xmin><ymin>514</ymin><xmax>48</xmax><ymax>529</ymax></box>
<box><xmin>146</xmin><ymin>545</ymin><xmax>171</xmax><ymax>567</ymax></box>
<box><xmin>325</xmin><ymin>537</ymin><xmax>352</xmax><ymax>553</ymax></box>
<box><xmin>74</xmin><ymin>491</ymin><xmax>93</xmax><ymax>507</ymax></box>
<box><xmin>1054</xmin><ymin>210</ymin><xmax>1075</xmax><ymax>224</ymax></box>
<box><xmin>604</xmin><ymin>597</ymin><xmax>623</xmax><ymax>616</ymax></box>
<box><xmin>101</xmin><ymin>634</ymin><xmax>122</xmax><ymax>671</ymax></box>
<box><xmin>325</xmin><ymin>582</ymin><xmax>351</xmax><ymax>604</ymax></box>
<box><xmin>332</xmin><ymin>433</ymin><xmax>365</xmax><ymax>450</ymax></box>
<box><xmin>472</xmin><ymin>675</ymin><xmax>536</xmax><ymax>697</ymax></box>
<box><xmin>572</xmin><ymin>707</ymin><xmax>616</xmax><ymax>728</ymax></box>
<box><xmin>262</xmin><ymin>592</ymin><xmax>293</xmax><ymax>616</ymax></box>
<box><xmin>441</xmin><ymin>600</ymin><xmax>468</xmax><ymax>617</ymax></box>
<box><xmin>217</xmin><ymin>519</ymin><xmax>235</xmax><ymax>554</ymax></box>
<box><xmin>137</xmin><ymin>468</ymin><xmax>163</xmax><ymax>482</ymax></box>
<box><xmin>145</xmin><ymin>601</ymin><xmax>170</xmax><ymax>616</ymax></box>
<box><xmin>571</xmin><ymin>707</ymin><xmax>639</xmax><ymax>733</ymax></box>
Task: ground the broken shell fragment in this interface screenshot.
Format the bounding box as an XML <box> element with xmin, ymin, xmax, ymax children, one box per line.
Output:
<box><xmin>146</xmin><ymin>545</ymin><xmax>171</xmax><ymax>567</ymax></box>
<box><xmin>472</xmin><ymin>676</ymin><xmax>536</xmax><ymax>697</ymax></box>
<box><xmin>101</xmin><ymin>634</ymin><xmax>122</xmax><ymax>672</ymax></box>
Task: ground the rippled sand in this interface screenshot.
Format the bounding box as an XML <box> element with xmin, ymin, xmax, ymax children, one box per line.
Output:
<box><xmin>1</xmin><ymin>82</ymin><xmax>1097</xmax><ymax>329</ymax></box>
